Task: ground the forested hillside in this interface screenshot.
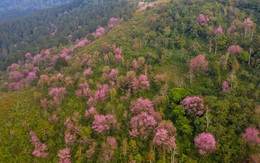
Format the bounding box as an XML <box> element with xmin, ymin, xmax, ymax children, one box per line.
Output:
<box><xmin>0</xmin><ymin>0</ymin><xmax>259</xmax><ymax>162</ymax></box>
<box><xmin>0</xmin><ymin>0</ymin><xmax>136</xmax><ymax>70</ymax></box>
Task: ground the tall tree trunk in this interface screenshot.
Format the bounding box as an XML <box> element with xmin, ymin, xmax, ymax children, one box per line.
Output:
<box><xmin>214</xmin><ymin>44</ymin><xmax>218</xmax><ymax>55</ymax></box>
<box><xmin>248</xmin><ymin>47</ymin><xmax>252</xmax><ymax>65</ymax></box>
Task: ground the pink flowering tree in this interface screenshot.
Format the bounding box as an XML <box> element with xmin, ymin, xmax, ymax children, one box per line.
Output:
<box><xmin>113</xmin><ymin>46</ymin><xmax>123</xmax><ymax>63</ymax></box>
<box><xmin>57</xmin><ymin>148</ymin><xmax>71</xmax><ymax>163</ymax></box>
<box><xmin>75</xmin><ymin>82</ymin><xmax>90</xmax><ymax>99</ymax></box>
<box><xmin>9</xmin><ymin>71</ymin><xmax>24</xmax><ymax>82</ymax></box>
<box><xmin>227</xmin><ymin>45</ymin><xmax>242</xmax><ymax>55</ymax></box>
<box><xmin>138</xmin><ymin>74</ymin><xmax>150</xmax><ymax>90</ymax></box>
<box><xmin>92</xmin><ymin>114</ymin><xmax>119</xmax><ymax>134</ymax></box>
<box><xmin>181</xmin><ymin>96</ymin><xmax>205</xmax><ymax>116</ymax></box>
<box><xmin>93</xmin><ymin>27</ymin><xmax>105</xmax><ymax>38</ymax></box>
<box><xmin>197</xmin><ymin>14</ymin><xmax>209</xmax><ymax>26</ymax></box>
<box><xmin>76</xmin><ymin>38</ymin><xmax>90</xmax><ymax>48</ymax></box>
<box><xmin>242</xmin><ymin>127</ymin><xmax>260</xmax><ymax>146</ymax></box>
<box><xmin>49</xmin><ymin>87</ymin><xmax>66</xmax><ymax>106</ymax></box>
<box><xmin>85</xmin><ymin>107</ymin><xmax>98</xmax><ymax>117</ymax></box>
<box><xmin>109</xmin><ymin>69</ymin><xmax>118</xmax><ymax>81</ymax></box>
<box><xmin>38</xmin><ymin>75</ymin><xmax>50</xmax><ymax>87</ymax></box>
<box><xmin>129</xmin><ymin>98</ymin><xmax>161</xmax><ymax>138</ymax></box>
<box><xmin>194</xmin><ymin>132</ymin><xmax>216</xmax><ymax>156</ymax></box>
<box><xmin>100</xmin><ymin>137</ymin><xmax>118</xmax><ymax>162</ymax></box>
<box><xmin>243</xmin><ymin>18</ymin><xmax>254</xmax><ymax>38</ymax></box>
<box><xmin>29</xmin><ymin>131</ymin><xmax>48</xmax><ymax>158</ymax></box>
<box><xmin>63</xmin><ymin>117</ymin><xmax>82</xmax><ymax>145</ymax></box>
<box><xmin>214</xmin><ymin>26</ymin><xmax>223</xmax><ymax>35</ymax></box>
<box><xmin>153</xmin><ymin>120</ymin><xmax>177</xmax><ymax>162</ymax></box>
<box><xmin>26</xmin><ymin>72</ymin><xmax>37</xmax><ymax>84</ymax></box>
<box><xmin>189</xmin><ymin>54</ymin><xmax>208</xmax><ymax>82</ymax></box>
<box><xmin>222</xmin><ymin>81</ymin><xmax>229</xmax><ymax>91</ymax></box>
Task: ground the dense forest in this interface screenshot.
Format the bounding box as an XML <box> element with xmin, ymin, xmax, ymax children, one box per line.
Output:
<box><xmin>0</xmin><ymin>0</ymin><xmax>71</xmax><ymax>11</ymax></box>
<box><xmin>0</xmin><ymin>0</ymin><xmax>72</xmax><ymax>20</ymax></box>
<box><xmin>0</xmin><ymin>0</ymin><xmax>259</xmax><ymax>162</ymax></box>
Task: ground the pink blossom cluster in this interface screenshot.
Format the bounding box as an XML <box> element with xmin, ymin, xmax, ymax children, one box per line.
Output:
<box><xmin>64</xmin><ymin>117</ymin><xmax>82</xmax><ymax>145</ymax></box>
<box><xmin>85</xmin><ymin>107</ymin><xmax>97</xmax><ymax>117</ymax></box>
<box><xmin>138</xmin><ymin>74</ymin><xmax>150</xmax><ymax>90</ymax></box>
<box><xmin>48</xmin><ymin>114</ymin><xmax>58</xmax><ymax>123</ymax></box>
<box><xmin>101</xmin><ymin>137</ymin><xmax>118</xmax><ymax>161</ymax></box>
<box><xmin>194</xmin><ymin>132</ymin><xmax>216</xmax><ymax>156</ymax></box>
<box><xmin>33</xmin><ymin>54</ymin><xmax>43</xmax><ymax>64</ymax></box>
<box><xmin>114</xmin><ymin>47</ymin><xmax>123</xmax><ymax>62</ymax></box>
<box><xmin>38</xmin><ymin>75</ymin><xmax>50</xmax><ymax>87</ymax></box>
<box><xmin>189</xmin><ymin>54</ymin><xmax>208</xmax><ymax>75</ymax></box>
<box><xmin>57</xmin><ymin>148</ymin><xmax>71</xmax><ymax>163</ymax></box>
<box><xmin>109</xmin><ymin>17</ymin><xmax>118</xmax><ymax>24</ymax></box>
<box><xmin>26</xmin><ymin>72</ymin><xmax>37</xmax><ymax>84</ymax></box>
<box><xmin>129</xmin><ymin>112</ymin><xmax>157</xmax><ymax>138</ymax></box>
<box><xmin>153</xmin><ymin>129</ymin><xmax>176</xmax><ymax>148</ymax></box>
<box><xmin>9</xmin><ymin>71</ymin><xmax>24</xmax><ymax>81</ymax></box>
<box><xmin>132</xmin><ymin>59</ymin><xmax>139</xmax><ymax>70</ymax></box>
<box><xmin>129</xmin><ymin>98</ymin><xmax>161</xmax><ymax>138</ymax></box>
<box><xmin>243</xmin><ymin>18</ymin><xmax>254</xmax><ymax>30</ymax></box>
<box><xmin>153</xmin><ymin>121</ymin><xmax>177</xmax><ymax>148</ymax></box>
<box><xmin>93</xmin><ymin>27</ymin><xmax>105</xmax><ymax>38</ymax></box>
<box><xmin>87</xmin><ymin>84</ymin><xmax>110</xmax><ymax>106</ymax></box>
<box><xmin>222</xmin><ymin>81</ymin><xmax>229</xmax><ymax>91</ymax></box>
<box><xmin>29</xmin><ymin>131</ymin><xmax>48</xmax><ymax>158</ymax></box>
<box><xmin>7</xmin><ymin>63</ymin><xmax>20</xmax><ymax>71</ymax></box>
<box><xmin>181</xmin><ymin>96</ymin><xmax>205</xmax><ymax>115</ymax></box>
<box><xmin>130</xmin><ymin>98</ymin><xmax>154</xmax><ymax>115</ymax></box>
<box><xmin>109</xmin><ymin>69</ymin><xmax>118</xmax><ymax>80</ymax></box>
<box><xmin>49</xmin><ymin>87</ymin><xmax>66</xmax><ymax>105</ymax></box>
<box><xmin>227</xmin><ymin>25</ymin><xmax>236</xmax><ymax>32</ymax></box>
<box><xmin>75</xmin><ymin>82</ymin><xmax>90</xmax><ymax>98</ymax></box>
<box><xmin>214</xmin><ymin>26</ymin><xmax>223</xmax><ymax>35</ymax></box>
<box><xmin>138</xmin><ymin>2</ymin><xmax>145</xmax><ymax>7</ymax></box>
<box><xmin>227</xmin><ymin>45</ymin><xmax>242</xmax><ymax>54</ymax></box>
<box><xmin>8</xmin><ymin>82</ymin><xmax>23</xmax><ymax>91</ymax></box>
<box><xmin>197</xmin><ymin>14</ymin><xmax>210</xmax><ymax>26</ymax></box>
<box><xmin>242</xmin><ymin>127</ymin><xmax>260</xmax><ymax>146</ymax></box>
<box><xmin>92</xmin><ymin>114</ymin><xmax>119</xmax><ymax>134</ymax></box>
<box><xmin>83</xmin><ymin>67</ymin><xmax>93</xmax><ymax>76</ymax></box>
<box><xmin>76</xmin><ymin>38</ymin><xmax>90</xmax><ymax>48</ymax></box>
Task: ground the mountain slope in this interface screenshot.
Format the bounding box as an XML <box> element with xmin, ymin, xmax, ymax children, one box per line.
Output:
<box><xmin>0</xmin><ymin>0</ymin><xmax>259</xmax><ymax>162</ymax></box>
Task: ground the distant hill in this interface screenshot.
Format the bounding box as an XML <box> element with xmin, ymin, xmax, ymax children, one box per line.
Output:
<box><xmin>0</xmin><ymin>0</ymin><xmax>72</xmax><ymax>20</ymax></box>
<box><xmin>0</xmin><ymin>0</ymin><xmax>71</xmax><ymax>11</ymax></box>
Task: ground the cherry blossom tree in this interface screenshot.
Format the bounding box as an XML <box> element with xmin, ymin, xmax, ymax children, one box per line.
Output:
<box><xmin>194</xmin><ymin>132</ymin><xmax>216</xmax><ymax>156</ymax></box>
<box><xmin>243</xmin><ymin>18</ymin><xmax>254</xmax><ymax>38</ymax></box>
<box><xmin>189</xmin><ymin>54</ymin><xmax>208</xmax><ymax>82</ymax></box>
<box><xmin>153</xmin><ymin>121</ymin><xmax>177</xmax><ymax>163</ymax></box>
<box><xmin>92</xmin><ymin>114</ymin><xmax>119</xmax><ymax>134</ymax></box>
<box><xmin>181</xmin><ymin>96</ymin><xmax>205</xmax><ymax>115</ymax></box>
<box><xmin>49</xmin><ymin>87</ymin><xmax>66</xmax><ymax>105</ymax></box>
<box><xmin>222</xmin><ymin>81</ymin><xmax>229</xmax><ymax>91</ymax></box>
<box><xmin>227</xmin><ymin>45</ymin><xmax>242</xmax><ymax>54</ymax></box>
<box><xmin>93</xmin><ymin>27</ymin><xmax>105</xmax><ymax>38</ymax></box>
<box><xmin>29</xmin><ymin>131</ymin><xmax>48</xmax><ymax>158</ymax></box>
<box><xmin>197</xmin><ymin>14</ymin><xmax>209</xmax><ymax>26</ymax></box>
<box><xmin>214</xmin><ymin>26</ymin><xmax>223</xmax><ymax>35</ymax></box>
<box><xmin>242</xmin><ymin>127</ymin><xmax>260</xmax><ymax>146</ymax></box>
<box><xmin>57</xmin><ymin>148</ymin><xmax>71</xmax><ymax>163</ymax></box>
